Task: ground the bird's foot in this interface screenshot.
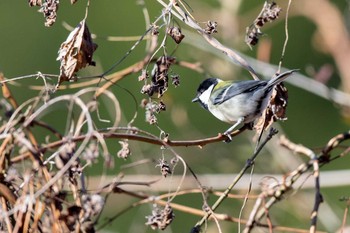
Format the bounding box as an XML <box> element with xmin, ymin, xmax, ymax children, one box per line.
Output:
<box><xmin>223</xmin><ymin>132</ymin><xmax>232</xmax><ymax>143</ymax></box>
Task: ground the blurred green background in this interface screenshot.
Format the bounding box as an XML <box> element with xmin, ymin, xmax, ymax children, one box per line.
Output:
<box><xmin>0</xmin><ymin>0</ymin><xmax>349</xmax><ymax>232</ymax></box>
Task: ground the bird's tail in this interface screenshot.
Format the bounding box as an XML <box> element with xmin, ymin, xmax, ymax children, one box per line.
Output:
<box><xmin>267</xmin><ymin>69</ymin><xmax>298</xmax><ymax>88</ymax></box>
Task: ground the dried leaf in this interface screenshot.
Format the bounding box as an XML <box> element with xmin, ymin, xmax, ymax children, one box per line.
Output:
<box><xmin>148</xmin><ymin>56</ymin><xmax>176</xmax><ymax>97</ymax></box>
<box><xmin>167</xmin><ymin>27</ymin><xmax>185</xmax><ymax>44</ymax></box>
<box><xmin>56</xmin><ymin>20</ymin><xmax>98</xmax><ymax>88</ymax></box>
<box><xmin>254</xmin><ymin>83</ymin><xmax>288</xmax><ymax>132</ymax></box>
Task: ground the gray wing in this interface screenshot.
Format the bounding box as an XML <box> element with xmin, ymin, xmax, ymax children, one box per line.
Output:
<box><xmin>212</xmin><ymin>80</ymin><xmax>267</xmax><ymax>105</ymax></box>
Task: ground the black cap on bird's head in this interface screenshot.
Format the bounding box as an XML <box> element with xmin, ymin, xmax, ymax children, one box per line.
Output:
<box><xmin>192</xmin><ymin>78</ymin><xmax>218</xmax><ymax>110</ymax></box>
<box><xmin>192</xmin><ymin>78</ymin><xmax>218</xmax><ymax>102</ymax></box>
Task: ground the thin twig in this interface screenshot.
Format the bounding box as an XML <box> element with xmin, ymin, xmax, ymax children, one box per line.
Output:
<box><xmin>277</xmin><ymin>0</ymin><xmax>293</xmax><ymax>73</ymax></box>
<box><xmin>10</xmin><ymin>125</ymin><xmax>249</xmax><ymax>163</ymax></box>
<box><xmin>157</xmin><ymin>0</ymin><xmax>259</xmax><ymax>80</ymax></box>
<box><xmin>192</xmin><ymin>128</ymin><xmax>278</xmax><ymax>231</ymax></box>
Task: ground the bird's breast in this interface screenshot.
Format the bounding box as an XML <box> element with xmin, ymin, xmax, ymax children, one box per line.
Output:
<box><xmin>208</xmin><ymin>91</ymin><xmax>270</xmax><ymax>124</ymax></box>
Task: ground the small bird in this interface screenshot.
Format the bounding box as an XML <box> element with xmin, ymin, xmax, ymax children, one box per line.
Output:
<box><xmin>192</xmin><ymin>70</ymin><xmax>297</xmax><ymax>141</ymax></box>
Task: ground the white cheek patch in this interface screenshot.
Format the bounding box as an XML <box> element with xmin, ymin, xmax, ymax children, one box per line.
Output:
<box><xmin>199</xmin><ymin>84</ymin><xmax>214</xmax><ymax>104</ymax></box>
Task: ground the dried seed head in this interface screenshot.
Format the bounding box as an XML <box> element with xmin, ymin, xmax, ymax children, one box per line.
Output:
<box><xmin>28</xmin><ymin>0</ymin><xmax>42</xmax><ymax>6</ymax></box>
<box><xmin>156</xmin><ymin>159</ymin><xmax>172</xmax><ymax>177</ymax></box>
<box><xmin>117</xmin><ymin>140</ymin><xmax>131</xmax><ymax>159</ymax></box>
<box><xmin>144</xmin><ymin>100</ymin><xmax>166</xmax><ymax>124</ymax></box>
<box><xmin>157</xmin><ymin>101</ymin><xmax>166</xmax><ymax>112</ymax></box>
<box><xmin>38</xmin><ymin>0</ymin><xmax>59</xmax><ymax>27</ymax></box>
<box><xmin>205</xmin><ymin>21</ymin><xmax>218</xmax><ymax>34</ymax></box>
<box><xmin>151</xmin><ymin>24</ymin><xmax>159</xmax><ymax>36</ymax></box>
<box><xmin>138</xmin><ymin>69</ymin><xmax>149</xmax><ymax>81</ymax></box>
<box><xmin>257</xmin><ymin>2</ymin><xmax>281</xmax><ymax>27</ymax></box>
<box><xmin>245</xmin><ymin>26</ymin><xmax>262</xmax><ymax>47</ymax></box>
<box><xmin>82</xmin><ymin>194</ymin><xmax>104</xmax><ymax>220</ymax></box>
<box><xmin>171</xmin><ymin>74</ymin><xmax>180</xmax><ymax>87</ymax></box>
<box><xmin>145</xmin><ymin>204</ymin><xmax>175</xmax><ymax>230</ymax></box>
<box><xmin>167</xmin><ymin>26</ymin><xmax>185</xmax><ymax>44</ymax></box>
<box><xmin>145</xmin><ymin>111</ymin><xmax>157</xmax><ymax>125</ymax></box>
<box><xmin>140</xmin><ymin>84</ymin><xmax>154</xmax><ymax>96</ymax></box>
<box><xmin>245</xmin><ymin>1</ymin><xmax>281</xmax><ymax>48</ymax></box>
<box><xmin>149</xmin><ymin>56</ymin><xmax>176</xmax><ymax>98</ymax></box>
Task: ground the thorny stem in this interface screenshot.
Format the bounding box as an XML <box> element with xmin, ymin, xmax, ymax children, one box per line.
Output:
<box><xmin>192</xmin><ymin>128</ymin><xmax>278</xmax><ymax>231</ymax></box>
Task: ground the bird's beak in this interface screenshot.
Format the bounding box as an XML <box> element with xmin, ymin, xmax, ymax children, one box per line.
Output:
<box><xmin>192</xmin><ymin>94</ymin><xmax>208</xmax><ymax>110</ymax></box>
<box><xmin>192</xmin><ymin>96</ymin><xmax>199</xmax><ymax>103</ymax></box>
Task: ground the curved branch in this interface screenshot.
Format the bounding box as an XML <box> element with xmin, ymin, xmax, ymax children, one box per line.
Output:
<box><xmin>10</xmin><ymin>125</ymin><xmax>249</xmax><ymax>163</ymax></box>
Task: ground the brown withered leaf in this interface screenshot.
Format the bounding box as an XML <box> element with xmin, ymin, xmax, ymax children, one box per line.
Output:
<box><xmin>56</xmin><ymin>20</ymin><xmax>97</xmax><ymax>88</ymax></box>
<box><xmin>254</xmin><ymin>83</ymin><xmax>288</xmax><ymax>133</ymax></box>
<box><xmin>167</xmin><ymin>27</ymin><xmax>185</xmax><ymax>44</ymax></box>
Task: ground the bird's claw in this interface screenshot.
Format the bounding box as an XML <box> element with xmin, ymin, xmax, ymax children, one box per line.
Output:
<box><xmin>223</xmin><ymin>132</ymin><xmax>232</xmax><ymax>143</ymax></box>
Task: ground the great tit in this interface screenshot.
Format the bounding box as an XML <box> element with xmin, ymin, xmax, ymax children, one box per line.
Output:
<box><xmin>192</xmin><ymin>70</ymin><xmax>297</xmax><ymax>141</ymax></box>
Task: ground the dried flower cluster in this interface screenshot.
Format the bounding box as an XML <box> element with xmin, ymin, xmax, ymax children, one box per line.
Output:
<box><xmin>29</xmin><ymin>0</ymin><xmax>79</xmax><ymax>26</ymax></box>
<box><xmin>81</xmin><ymin>194</ymin><xmax>104</xmax><ymax>221</ymax></box>
<box><xmin>117</xmin><ymin>140</ymin><xmax>131</xmax><ymax>159</ymax></box>
<box><xmin>39</xmin><ymin>0</ymin><xmax>59</xmax><ymax>27</ymax></box>
<box><xmin>155</xmin><ymin>158</ymin><xmax>172</xmax><ymax>177</ymax></box>
<box><xmin>141</xmin><ymin>56</ymin><xmax>176</xmax><ymax>98</ymax></box>
<box><xmin>245</xmin><ymin>1</ymin><xmax>281</xmax><ymax>47</ymax></box>
<box><xmin>145</xmin><ymin>204</ymin><xmax>175</xmax><ymax>230</ymax></box>
<box><xmin>204</xmin><ymin>21</ymin><xmax>218</xmax><ymax>34</ymax></box>
<box><xmin>28</xmin><ymin>0</ymin><xmax>43</xmax><ymax>6</ymax></box>
<box><xmin>141</xmin><ymin>99</ymin><xmax>167</xmax><ymax>125</ymax></box>
<box><xmin>171</xmin><ymin>74</ymin><xmax>180</xmax><ymax>87</ymax></box>
<box><xmin>151</xmin><ymin>23</ymin><xmax>160</xmax><ymax>36</ymax></box>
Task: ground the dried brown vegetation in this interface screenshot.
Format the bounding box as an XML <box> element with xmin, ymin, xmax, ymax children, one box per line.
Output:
<box><xmin>0</xmin><ymin>1</ymin><xmax>350</xmax><ymax>233</ymax></box>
